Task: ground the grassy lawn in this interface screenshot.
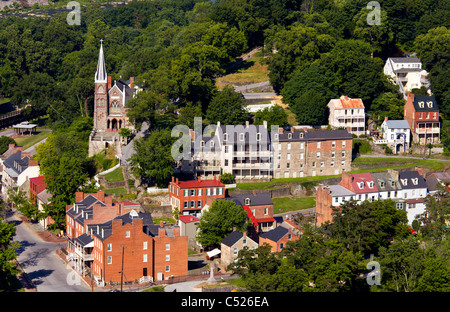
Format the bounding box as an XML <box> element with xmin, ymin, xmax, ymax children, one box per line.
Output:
<box><xmin>102</xmin><ymin>167</ymin><xmax>124</xmax><ymax>183</ymax></box>
<box><xmin>0</xmin><ymin>98</ymin><xmax>10</xmax><ymax>105</ymax></box>
<box><xmin>153</xmin><ymin>217</ymin><xmax>176</xmax><ymax>224</ymax></box>
<box><xmin>14</xmin><ymin>131</ymin><xmax>51</xmax><ymax>150</ymax></box>
<box><xmin>217</xmin><ymin>52</ymin><xmax>270</xmax><ymax>89</ymax></box>
<box><xmin>272</xmin><ymin>196</ymin><xmax>316</xmax><ymax>214</ymax></box>
<box><xmin>104</xmin><ymin>187</ymin><xmax>128</xmax><ymax>197</ymax></box>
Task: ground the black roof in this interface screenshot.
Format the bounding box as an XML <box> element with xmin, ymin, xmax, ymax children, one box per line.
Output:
<box><xmin>260</xmin><ymin>226</ymin><xmax>289</xmax><ymax>242</ymax></box>
<box><xmin>3</xmin><ymin>151</ymin><xmax>29</xmax><ymax>175</ymax></box>
<box><xmin>398</xmin><ymin>171</ymin><xmax>427</xmax><ymax>189</ymax></box>
<box><xmin>221</xmin><ymin>230</ymin><xmax>244</xmax><ymax>247</ymax></box>
<box><xmin>413</xmin><ymin>96</ymin><xmax>439</xmax><ymax>112</ymax></box>
<box><xmin>227</xmin><ymin>192</ymin><xmax>273</xmax><ymax>206</ymax></box>
<box><xmin>304</xmin><ymin>130</ymin><xmax>352</xmax><ymax>141</ymax></box>
<box><xmin>75</xmin><ymin>233</ymin><xmax>93</xmax><ymax>247</ymax></box>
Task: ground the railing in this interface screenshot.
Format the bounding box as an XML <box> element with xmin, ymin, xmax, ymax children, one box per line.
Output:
<box><xmin>416</xmin><ymin>128</ymin><xmax>440</xmax><ymax>134</ymax></box>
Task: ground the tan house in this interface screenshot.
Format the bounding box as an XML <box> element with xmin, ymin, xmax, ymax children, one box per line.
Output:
<box><xmin>220</xmin><ymin>229</ymin><xmax>258</xmax><ymax>268</ymax></box>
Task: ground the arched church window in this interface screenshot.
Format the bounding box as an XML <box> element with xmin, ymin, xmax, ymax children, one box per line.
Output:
<box><xmin>110</xmin><ymin>100</ymin><xmax>121</xmax><ymax>114</ymax></box>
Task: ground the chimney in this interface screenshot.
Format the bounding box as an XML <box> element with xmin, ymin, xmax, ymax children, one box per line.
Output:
<box><xmin>385</xmin><ymin>116</ymin><xmax>388</xmax><ymax>122</ymax></box>
<box><xmin>232</xmin><ymin>227</ymin><xmax>236</xmax><ymax>231</ymax></box>
<box><xmin>108</xmin><ymin>76</ymin><xmax>112</xmax><ymax>89</ymax></box>
<box><xmin>172</xmin><ymin>176</ymin><xmax>175</xmax><ymax>183</ymax></box>
<box><xmin>158</xmin><ymin>224</ymin><xmax>166</xmax><ymax>237</ymax></box>
<box><xmin>173</xmin><ymin>227</ymin><xmax>180</xmax><ymax>237</ymax></box>
<box><xmin>176</xmin><ymin>178</ymin><xmax>179</xmax><ymax>184</ymax></box>
<box><xmin>243</xmin><ymin>231</ymin><xmax>247</xmax><ymax>237</ymax></box>
<box><xmin>75</xmin><ymin>192</ymin><xmax>84</xmax><ymax>203</ymax></box>
<box><xmin>245</xmin><ymin>120</ymin><xmax>249</xmax><ymax>127</ymax></box>
<box><xmin>21</xmin><ymin>152</ymin><xmax>31</xmax><ymax>158</ymax></box>
<box><xmin>8</xmin><ymin>143</ymin><xmax>15</xmax><ymax>150</ymax></box>
<box><xmin>96</xmin><ymin>190</ymin><xmax>105</xmax><ymax>202</ymax></box>
<box><xmin>129</xmin><ymin>76</ymin><xmax>134</xmax><ymax>89</ymax></box>
<box><xmin>278</xmin><ymin>127</ymin><xmax>283</xmax><ymax>133</ymax></box>
<box><xmin>252</xmin><ymin>190</ymin><xmax>257</xmax><ymax>196</ymax></box>
<box><xmin>105</xmin><ymin>196</ymin><xmax>112</xmax><ymax>207</ymax></box>
<box><xmin>340</xmin><ymin>172</ymin><xmax>353</xmax><ymax>190</ymax></box>
<box><xmin>198</xmin><ymin>176</ymin><xmax>201</xmax><ymax>183</ymax></box>
<box><xmin>415</xmin><ymin>166</ymin><xmax>423</xmax><ymax>177</ymax></box>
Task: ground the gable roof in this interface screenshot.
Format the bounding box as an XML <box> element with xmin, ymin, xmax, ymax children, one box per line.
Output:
<box><xmin>389</xmin><ymin>57</ymin><xmax>421</xmax><ymax>64</ymax></box>
<box><xmin>370</xmin><ymin>172</ymin><xmax>401</xmax><ymax>192</ymax></box>
<box><xmin>221</xmin><ymin>230</ymin><xmax>244</xmax><ymax>247</ymax></box>
<box><xmin>260</xmin><ymin>226</ymin><xmax>289</xmax><ymax>242</ymax></box>
<box><xmin>349</xmin><ymin>173</ymin><xmax>379</xmax><ymax>194</ymax></box>
<box><xmin>327</xmin><ymin>185</ymin><xmax>356</xmax><ymax>197</ymax></box>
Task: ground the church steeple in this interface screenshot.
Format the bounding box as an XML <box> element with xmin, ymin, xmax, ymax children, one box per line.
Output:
<box><xmin>95</xmin><ymin>40</ymin><xmax>107</xmax><ymax>83</ymax></box>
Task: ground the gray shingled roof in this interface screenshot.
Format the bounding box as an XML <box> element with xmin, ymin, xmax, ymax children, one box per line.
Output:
<box><xmin>398</xmin><ymin>171</ymin><xmax>427</xmax><ymax>189</ymax></box>
<box><xmin>228</xmin><ymin>192</ymin><xmax>273</xmax><ymax>206</ymax></box>
<box><xmin>385</xmin><ymin>120</ymin><xmax>410</xmax><ymax>129</ymax></box>
<box><xmin>413</xmin><ymin>96</ymin><xmax>439</xmax><ymax>112</ymax></box>
<box><xmin>371</xmin><ymin>172</ymin><xmax>402</xmax><ymax>192</ymax></box>
<box><xmin>260</xmin><ymin>226</ymin><xmax>289</xmax><ymax>242</ymax></box>
<box><xmin>221</xmin><ymin>230</ymin><xmax>244</xmax><ymax>247</ymax></box>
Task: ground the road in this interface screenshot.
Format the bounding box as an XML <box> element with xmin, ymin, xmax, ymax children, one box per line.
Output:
<box><xmin>8</xmin><ymin>215</ymin><xmax>90</xmax><ymax>292</ymax></box>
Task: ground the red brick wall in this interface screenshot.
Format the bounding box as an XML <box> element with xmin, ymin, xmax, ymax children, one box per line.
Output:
<box><xmin>153</xmin><ymin>230</ymin><xmax>188</xmax><ymax>280</ymax></box>
<box><xmin>315</xmin><ymin>185</ymin><xmax>333</xmax><ymax>225</ymax></box>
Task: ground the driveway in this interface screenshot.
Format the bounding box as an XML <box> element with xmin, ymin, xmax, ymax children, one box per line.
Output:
<box><xmin>9</xmin><ymin>215</ymin><xmax>90</xmax><ymax>292</ymax></box>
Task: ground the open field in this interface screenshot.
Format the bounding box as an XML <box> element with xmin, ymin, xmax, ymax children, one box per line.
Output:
<box><xmin>13</xmin><ymin>130</ymin><xmax>51</xmax><ymax>150</ymax></box>
<box><xmin>272</xmin><ymin>196</ymin><xmax>316</xmax><ymax>214</ymax></box>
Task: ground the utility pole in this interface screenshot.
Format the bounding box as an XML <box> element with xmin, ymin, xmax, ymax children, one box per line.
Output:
<box><xmin>120</xmin><ymin>245</ymin><xmax>127</xmax><ymax>292</ymax></box>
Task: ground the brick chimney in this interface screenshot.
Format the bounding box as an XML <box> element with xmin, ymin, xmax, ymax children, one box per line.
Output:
<box><xmin>415</xmin><ymin>166</ymin><xmax>423</xmax><ymax>177</ymax></box>
<box><xmin>96</xmin><ymin>190</ymin><xmax>105</xmax><ymax>202</ymax></box>
<box><xmin>339</xmin><ymin>172</ymin><xmax>353</xmax><ymax>190</ymax></box>
<box><xmin>75</xmin><ymin>192</ymin><xmax>84</xmax><ymax>203</ymax></box>
<box><xmin>158</xmin><ymin>222</ymin><xmax>166</xmax><ymax>237</ymax></box>
<box><xmin>105</xmin><ymin>196</ymin><xmax>112</xmax><ymax>207</ymax></box>
<box><xmin>385</xmin><ymin>116</ymin><xmax>388</xmax><ymax>122</ymax></box>
<box><xmin>108</xmin><ymin>76</ymin><xmax>112</xmax><ymax>89</ymax></box>
<box><xmin>173</xmin><ymin>226</ymin><xmax>180</xmax><ymax>237</ymax></box>
<box><xmin>129</xmin><ymin>76</ymin><xmax>134</xmax><ymax>89</ymax></box>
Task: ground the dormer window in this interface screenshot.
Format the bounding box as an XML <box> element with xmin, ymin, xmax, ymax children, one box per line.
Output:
<box><xmin>412</xmin><ymin>178</ymin><xmax>418</xmax><ymax>185</ymax></box>
<box><xmin>245</xmin><ymin>198</ymin><xmax>250</xmax><ymax>205</ymax></box>
<box><xmin>418</xmin><ymin>101</ymin><xmax>424</xmax><ymax>108</ymax></box>
<box><xmin>391</xmin><ymin>181</ymin><xmax>396</xmax><ymax>187</ymax></box>
<box><xmin>239</xmin><ymin>133</ymin><xmax>244</xmax><ymax>141</ymax></box>
<box><xmin>299</xmin><ymin>133</ymin><xmax>304</xmax><ymax>139</ymax></box>
<box><xmin>368</xmin><ymin>182</ymin><xmax>374</xmax><ymax>188</ymax></box>
<box><xmin>223</xmin><ymin>133</ymin><xmax>228</xmax><ymax>141</ymax></box>
<box><xmin>274</xmin><ymin>134</ymin><xmax>279</xmax><ymax>140</ymax></box>
<box><xmin>427</xmin><ymin>101</ymin><xmax>433</xmax><ymax>108</ymax></box>
<box><xmin>401</xmin><ymin>179</ymin><xmax>407</xmax><ymax>186</ymax></box>
<box><xmin>288</xmin><ymin>133</ymin><xmax>292</xmax><ymax>139</ymax></box>
<box><xmin>256</xmin><ymin>133</ymin><xmax>261</xmax><ymax>141</ymax></box>
<box><xmin>380</xmin><ymin>181</ymin><xmax>385</xmax><ymax>188</ymax></box>
<box><xmin>200</xmin><ymin>140</ymin><xmax>205</xmax><ymax>147</ymax></box>
<box><xmin>210</xmin><ymin>141</ymin><xmax>214</xmax><ymax>147</ymax></box>
<box><xmin>358</xmin><ymin>182</ymin><xmax>364</xmax><ymax>189</ymax></box>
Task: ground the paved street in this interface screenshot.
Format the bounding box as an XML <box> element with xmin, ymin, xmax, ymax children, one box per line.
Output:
<box><xmin>8</xmin><ymin>215</ymin><xmax>90</xmax><ymax>292</ymax></box>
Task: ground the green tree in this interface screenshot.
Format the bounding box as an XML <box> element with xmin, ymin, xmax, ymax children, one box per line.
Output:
<box><xmin>370</xmin><ymin>92</ymin><xmax>405</xmax><ymax>125</ymax></box>
<box><xmin>126</xmin><ymin>90</ymin><xmax>169</xmax><ymax>131</ymax></box>
<box><xmin>197</xmin><ymin>199</ymin><xmax>249</xmax><ymax>247</ymax></box>
<box><xmin>128</xmin><ymin>129</ymin><xmax>175</xmax><ymax>187</ymax></box>
<box><xmin>0</xmin><ymin>217</ymin><xmax>20</xmax><ymax>289</ymax></box>
<box><xmin>206</xmin><ymin>86</ymin><xmax>248</xmax><ymax>125</ymax></box>
<box><xmin>220</xmin><ymin>173</ymin><xmax>235</xmax><ymax>184</ymax></box>
<box><xmin>0</xmin><ymin>136</ymin><xmax>16</xmax><ymax>154</ymax></box>
<box><xmin>254</xmin><ymin>105</ymin><xmax>288</xmax><ymax>129</ymax></box>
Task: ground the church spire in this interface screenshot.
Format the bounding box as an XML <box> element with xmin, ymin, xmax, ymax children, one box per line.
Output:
<box><xmin>95</xmin><ymin>40</ymin><xmax>107</xmax><ymax>83</ymax></box>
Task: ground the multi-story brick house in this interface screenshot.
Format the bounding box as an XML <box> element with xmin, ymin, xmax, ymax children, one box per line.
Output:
<box><xmin>227</xmin><ymin>192</ymin><xmax>276</xmax><ymax>236</ymax></box>
<box><xmin>65</xmin><ymin>190</ymin><xmax>188</xmax><ymax>285</ymax></box>
<box><xmin>273</xmin><ymin>129</ymin><xmax>353</xmax><ymax>178</ymax></box>
<box><xmin>29</xmin><ymin>176</ymin><xmax>46</xmax><ymax>201</ymax></box>
<box><xmin>328</xmin><ymin>95</ymin><xmax>365</xmax><ymax>136</ymax></box>
<box><xmin>404</xmin><ymin>94</ymin><xmax>440</xmax><ymax>145</ymax></box>
<box><xmin>168</xmin><ymin>175</ymin><xmax>225</xmax><ymax>217</ymax></box>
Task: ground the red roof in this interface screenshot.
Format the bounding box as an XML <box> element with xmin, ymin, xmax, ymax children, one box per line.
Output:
<box><xmin>242</xmin><ymin>205</ymin><xmax>258</xmax><ymax>228</ymax></box>
<box><xmin>179</xmin><ymin>215</ymin><xmax>200</xmax><ymax>223</ymax></box>
<box><xmin>30</xmin><ymin>176</ymin><xmax>46</xmax><ymax>186</ymax></box>
<box><xmin>405</xmin><ymin>198</ymin><xmax>425</xmax><ymax>204</ymax></box>
<box><xmin>350</xmin><ymin>173</ymin><xmax>378</xmax><ymax>194</ymax></box>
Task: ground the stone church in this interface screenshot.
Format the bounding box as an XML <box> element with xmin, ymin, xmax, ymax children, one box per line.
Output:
<box><xmin>89</xmin><ymin>41</ymin><xmax>137</xmax><ymax>157</ymax></box>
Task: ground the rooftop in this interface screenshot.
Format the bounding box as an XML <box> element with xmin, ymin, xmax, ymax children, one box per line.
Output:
<box><xmin>260</xmin><ymin>226</ymin><xmax>289</xmax><ymax>243</ymax></box>
<box><xmin>328</xmin><ymin>96</ymin><xmax>365</xmax><ymax>109</ymax></box>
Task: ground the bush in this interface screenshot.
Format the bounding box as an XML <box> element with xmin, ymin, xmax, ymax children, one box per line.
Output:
<box><xmin>385</xmin><ymin>146</ymin><xmax>393</xmax><ymax>154</ymax></box>
<box><xmin>221</xmin><ymin>173</ymin><xmax>235</xmax><ymax>184</ymax></box>
<box><xmin>353</xmin><ymin>139</ymin><xmax>372</xmax><ymax>154</ymax></box>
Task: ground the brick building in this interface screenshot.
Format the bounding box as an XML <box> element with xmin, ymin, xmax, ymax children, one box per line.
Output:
<box><xmin>89</xmin><ymin>41</ymin><xmax>137</xmax><ymax>157</ymax></box>
<box><xmin>168</xmin><ymin>175</ymin><xmax>225</xmax><ymax>217</ymax></box>
<box><xmin>259</xmin><ymin>226</ymin><xmax>300</xmax><ymax>252</ymax></box>
<box><xmin>273</xmin><ymin>129</ymin><xmax>353</xmax><ymax>178</ymax></box>
<box><xmin>404</xmin><ymin>94</ymin><xmax>440</xmax><ymax>145</ymax></box>
<box><xmin>65</xmin><ymin>190</ymin><xmax>188</xmax><ymax>286</ymax></box>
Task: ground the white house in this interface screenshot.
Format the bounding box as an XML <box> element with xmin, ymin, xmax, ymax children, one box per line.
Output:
<box><xmin>1</xmin><ymin>149</ymin><xmax>40</xmax><ymax>198</ymax></box>
<box><xmin>328</xmin><ymin>95</ymin><xmax>365</xmax><ymax>136</ymax></box>
<box><xmin>380</xmin><ymin>118</ymin><xmax>411</xmax><ymax>154</ymax></box>
<box><xmin>398</xmin><ymin>170</ymin><xmax>428</xmax><ymax>224</ymax></box>
<box><xmin>383</xmin><ymin>56</ymin><xmax>430</xmax><ymax>99</ymax></box>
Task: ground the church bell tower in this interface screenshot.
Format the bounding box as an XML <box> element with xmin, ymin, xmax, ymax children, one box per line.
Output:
<box><xmin>94</xmin><ymin>40</ymin><xmax>108</xmax><ymax>131</ymax></box>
